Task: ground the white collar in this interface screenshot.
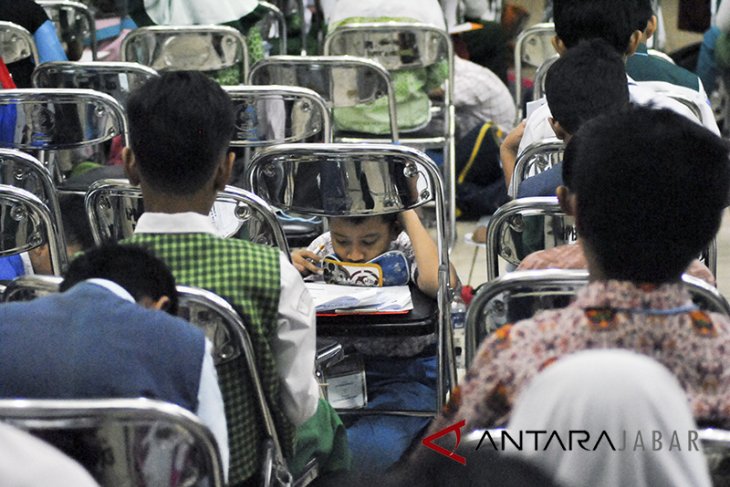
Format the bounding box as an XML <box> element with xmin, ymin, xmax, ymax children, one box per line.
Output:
<box><xmin>134</xmin><ymin>212</ymin><xmax>218</xmax><ymax>235</ymax></box>
<box><xmin>85</xmin><ymin>278</ymin><xmax>135</xmax><ymax>303</ymax></box>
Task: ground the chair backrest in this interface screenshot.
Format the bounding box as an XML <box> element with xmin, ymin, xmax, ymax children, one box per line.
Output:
<box><xmin>465</xmin><ymin>269</ymin><xmax>730</xmax><ymax>367</ymax></box>
<box><xmin>32</xmin><ymin>61</ymin><xmax>159</xmax><ymax>107</ymax></box>
<box><xmin>37</xmin><ymin>0</ymin><xmax>98</xmax><ymax>60</ymax></box>
<box><xmin>509</xmin><ymin>138</ymin><xmax>564</xmax><ymax>197</ymax></box>
<box><xmin>121</xmin><ymin>25</ymin><xmax>249</xmax><ymax>84</ymax></box>
<box><xmin>224</xmin><ymin>84</ymin><xmax>331</xmax><ymax>146</ymax></box>
<box><xmin>323</xmin><ymin>21</ymin><xmax>453</xmax><ymax>134</ymax></box>
<box><xmin>247</xmin><ymin>142</ymin><xmax>455</xmax><ymax>407</ymax></box>
<box><xmin>0</xmin><ymin>21</ymin><xmax>39</xmax><ymax>65</ymax></box>
<box><xmin>0</xmin><ymin>398</ymin><xmax>224</xmax><ymax>486</ymax></box>
<box><xmin>84</xmin><ymin>179</ymin><xmax>290</xmax><ymax>254</ymax></box>
<box><xmin>486</xmin><ymin>197</ymin><xmax>575</xmax><ymax>280</ymax></box>
<box><xmin>3</xmin><ymin>273</ymin><xmax>62</xmax><ymax>302</ymax></box>
<box><xmin>0</xmin><ymin>184</ymin><xmax>67</xmax><ymax>274</ymax></box>
<box><xmin>249</xmin><ymin>55</ymin><xmax>399</xmax><ymax>142</ymax></box>
<box><xmin>176</xmin><ymin>285</ymin><xmax>291</xmax><ymax>484</ymax></box>
<box><xmin>257</xmin><ymin>1</ymin><xmax>288</xmax><ymax>55</ymax></box>
<box><xmin>700</xmin><ymin>428</ymin><xmax>730</xmax><ymax>486</ymax></box>
<box><xmin>532</xmin><ymin>54</ymin><xmax>559</xmax><ymax>101</ymax></box>
<box><xmin>513</xmin><ymin>22</ymin><xmax>556</xmax><ymax>124</ymax></box>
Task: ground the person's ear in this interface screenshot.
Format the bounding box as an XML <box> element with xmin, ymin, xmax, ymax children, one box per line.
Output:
<box><xmin>626</xmin><ymin>30</ymin><xmax>643</xmax><ymax>56</ymax></box>
<box><xmin>644</xmin><ymin>15</ymin><xmax>657</xmax><ymax>41</ymax></box>
<box><xmin>123</xmin><ymin>147</ymin><xmax>141</xmax><ymax>186</ymax></box>
<box><xmin>548</xmin><ymin>118</ymin><xmax>570</xmax><ymax>140</ymax></box>
<box><xmin>557</xmin><ymin>185</ymin><xmax>577</xmax><ymax>216</ymax></box>
<box><xmin>551</xmin><ymin>35</ymin><xmax>567</xmax><ymax>56</ymax></box>
<box><xmin>139</xmin><ymin>295</ymin><xmax>171</xmax><ymax>311</ymax></box>
<box><xmin>213</xmin><ymin>152</ymin><xmax>235</xmax><ymax>191</ymax></box>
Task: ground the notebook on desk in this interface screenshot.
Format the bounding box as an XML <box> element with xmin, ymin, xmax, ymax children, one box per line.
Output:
<box><xmin>305</xmin><ymin>282</ymin><xmax>414</xmax><ymax>314</ymax></box>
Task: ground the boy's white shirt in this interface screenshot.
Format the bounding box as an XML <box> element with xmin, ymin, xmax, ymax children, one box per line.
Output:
<box><xmin>517</xmin><ymin>75</ymin><xmax>720</xmax><ymax>155</ymax></box>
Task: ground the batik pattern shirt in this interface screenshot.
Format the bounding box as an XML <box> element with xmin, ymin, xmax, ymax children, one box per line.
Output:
<box><xmin>430</xmin><ymin>280</ymin><xmax>730</xmax><ymax>435</ymax></box>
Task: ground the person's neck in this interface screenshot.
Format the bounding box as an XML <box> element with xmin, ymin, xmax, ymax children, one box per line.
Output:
<box><xmin>140</xmin><ymin>183</ymin><xmax>215</xmax><ymax>215</ymax></box>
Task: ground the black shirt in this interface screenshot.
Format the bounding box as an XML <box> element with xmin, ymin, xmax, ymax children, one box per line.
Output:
<box><xmin>0</xmin><ymin>0</ymin><xmax>50</xmax><ymax>87</ymax></box>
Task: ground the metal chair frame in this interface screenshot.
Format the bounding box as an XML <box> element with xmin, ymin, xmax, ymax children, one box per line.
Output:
<box><xmin>323</xmin><ymin>22</ymin><xmax>457</xmax><ymax>248</ymax></box>
<box><xmin>465</xmin><ymin>269</ymin><xmax>730</xmax><ymax>367</ymax></box>
<box><xmin>531</xmin><ymin>54</ymin><xmax>559</xmax><ymax>101</ymax></box>
<box><xmin>0</xmin><ymin>21</ymin><xmax>39</xmax><ymax>65</ymax></box>
<box><xmin>513</xmin><ymin>22</ymin><xmax>556</xmax><ymax>125</ymax></box>
<box><xmin>258</xmin><ymin>1</ymin><xmax>288</xmax><ymax>55</ymax></box>
<box><xmin>249</xmin><ymin>55</ymin><xmax>398</xmax><ymax>142</ymax></box>
<box><xmin>0</xmin><ymin>398</ymin><xmax>224</xmax><ymax>487</ymax></box>
<box><xmin>246</xmin><ymin>142</ymin><xmax>455</xmax><ymax>412</ymax></box>
<box><xmin>37</xmin><ymin>0</ymin><xmax>98</xmax><ymax>60</ymax></box>
<box><xmin>121</xmin><ymin>25</ymin><xmax>250</xmax><ymax>82</ymax></box>
<box><xmin>84</xmin><ymin>180</ymin><xmax>290</xmax><ymax>255</ymax></box>
<box><xmin>508</xmin><ymin>137</ymin><xmax>563</xmax><ymax>197</ymax></box>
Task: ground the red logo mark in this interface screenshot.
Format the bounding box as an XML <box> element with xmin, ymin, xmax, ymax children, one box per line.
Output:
<box><xmin>421</xmin><ymin>419</ymin><xmax>467</xmax><ymax>465</ymax></box>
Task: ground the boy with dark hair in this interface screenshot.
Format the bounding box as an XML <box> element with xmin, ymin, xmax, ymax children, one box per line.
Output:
<box><xmin>625</xmin><ymin>0</ymin><xmax>704</xmax><ymax>92</ymax></box>
<box><xmin>0</xmin><ymin>244</ymin><xmax>228</xmax><ymax>473</ymax></box>
<box><xmin>418</xmin><ymin>106</ymin><xmax>730</xmax><ymax>443</ymax></box>
<box><xmin>122</xmin><ymin>71</ymin><xmax>348</xmax><ymax>485</ymax></box>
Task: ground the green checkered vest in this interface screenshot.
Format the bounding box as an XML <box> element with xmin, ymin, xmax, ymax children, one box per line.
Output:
<box><xmin>124</xmin><ymin>233</ymin><xmax>295</xmax><ymax>485</ymax></box>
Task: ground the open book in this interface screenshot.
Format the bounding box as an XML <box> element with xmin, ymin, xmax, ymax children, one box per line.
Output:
<box><xmin>305</xmin><ymin>282</ymin><xmax>413</xmax><ymax>313</ymax></box>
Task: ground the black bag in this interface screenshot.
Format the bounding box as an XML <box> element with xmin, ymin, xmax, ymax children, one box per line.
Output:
<box><xmin>455</xmin><ymin>122</ymin><xmax>510</xmax><ymax>219</ymax></box>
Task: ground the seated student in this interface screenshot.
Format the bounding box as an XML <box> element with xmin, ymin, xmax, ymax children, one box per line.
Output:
<box><xmin>292</xmin><ymin>210</ymin><xmax>457</xmax><ymax>472</ymax></box>
<box><xmin>0</xmin><ymin>0</ymin><xmax>67</xmax><ymax>87</ymax></box>
<box><xmin>626</xmin><ymin>0</ymin><xmax>706</xmax><ymax>93</ymax></box>
<box><xmin>413</xmin><ymin>106</ymin><xmax>730</xmax><ymax>448</ymax></box>
<box><xmin>510</xmin><ymin>350</ymin><xmax>712</xmax><ymax>487</ymax></box>
<box><xmin>0</xmin><ymin>244</ymin><xmax>229</xmax><ymax>474</ymax></box>
<box><xmin>511</xmin><ymin>0</ymin><xmax>718</xmax><ymax>163</ymax></box>
<box><xmin>121</xmin><ymin>71</ymin><xmax>349</xmax><ymax>485</ymax></box>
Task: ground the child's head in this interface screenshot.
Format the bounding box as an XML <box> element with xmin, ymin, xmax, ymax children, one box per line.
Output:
<box><xmin>328</xmin><ymin>213</ymin><xmax>399</xmax><ymax>263</ymax></box>
<box><xmin>124</xmin><ymin>71</ymin><xmax>235</xmax><ymax>198</ymax></box>
<box><xmin>553</xmin><ymin>0</ymin><xmax>640</xmax><ymax>56</ymax></box>
<box><xmin>561</xmin><ymin>105</ymin><xmax>729</xmax><ymax>283</ymax></box>
<box><xmin>545</xmin><ymin>39</ymin><xmax>629</xmax><ymax>139</ymax></box>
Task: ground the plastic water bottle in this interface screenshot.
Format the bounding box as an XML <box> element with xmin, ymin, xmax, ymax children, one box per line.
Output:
<box><xmin>451</xmin><ymin>291</ymin><xmax>467</xmax><ymax>370</ymax></box>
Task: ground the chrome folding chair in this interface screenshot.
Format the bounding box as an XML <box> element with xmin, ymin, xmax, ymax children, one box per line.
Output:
<box><xmin>0</xmin><ymin>88</ymin><xmax>128</xmax><ymax>180</ymax></box>
<box><xmin>247</xmin><ymin>142</ymin><xmax>455</xmax><ymax>413</ymax></box>
<box><xmin>37</xmin><ymin>0</ymin><xmax>98</xmax><ymax>60</ymax></box>
<box><xmin>700</xmin><ymin>428</ymin><xmax>730</xmax><ymax>486</ymax></box>
<box><xmin>513</xmin><ymin>22</ymin><xmax>556</xmax><ymax>124</ymax></box>
<box><xmin>532</xmin><ymin>54</ymin><xmax>559</xmax><ymax>100</ymax></box>
<box><xmin>0</xmin><ymin>398</ymin><xmax>224</xmax><ymax>487</ymax></box>
<box><xmin>121</xmin><ymin>25</ymin><xmax>250</xmax><ymax>84</ymax></box>
<box><xmin>465</xmin><ymin>269</ymin><xmax>730</xmax><ymax>367</ymax></box>
<box><xmin>0</xmin><ymin>184</ymin><xmax>67</xmax><ymax>275</ymax></box>
<box><xmin>3</xmin><ymin>273</ymin><xmax>62</xmax><ymax>301</ymax></box>
<box><xmin>32</xmin><ymin>61</ymin><xmax>159</xmax><ymax>107</ymax></box>
<box><xmin>509</xmin><ymin>137</ymin><xmax>564</xmax><ymax>197</ymax></box>
<box><xmin>258</xmin><ymin>1</ymin><xmax>288</xmax><ymax>55</ymax></box>
<box><xmin>84</xmin><ymin>179</ymin><xmax>290</xmax><ymax>253</ymax></box>
<box><xmin>0</xmin><ymin>21</ymin><xmax>39</xmax><ymax>66</ymax></box>
<box><xmin>324</xmin><ymin>22</ymin><xmax>457</xmax><ymax>246</ymax></box>
<box><xmin>249</xmin><ymin>55</ymin><xmax>398</xmax><ymax>142</ymax></box>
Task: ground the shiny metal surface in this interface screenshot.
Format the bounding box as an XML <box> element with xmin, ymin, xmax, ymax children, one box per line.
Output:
<box><xmin>465</xmin><ymin>270</ymin><xmax>730</xmax><ymax>367</ymax></box>
<box><xmin>486</xmin><ymin>197</ymin><xmax>576</xmax><ymax>280</ymax></box>
<box><xmin>121</xmin><ymin>25</ymin><xmax>249</xmax><ymax>82</ymax></box>
<box><xmin>85</xmin><ymin>180</ymin><xmax>290</xmax><ymax>255</ymax></box>
<box><xmin>0</xmin><ymin>398</ymin><xmax>223</xmax><ymax>487</ymax></box>
<box><xmin>0</xmin><ymin>184</ymin><xmax>67</xmax><ymax>275</ymax></box>
<box><xmin>3</xmin><ymin>274</ymin><xmax>61</xmax><ymax>302</ymax></box>
<box><xmin>224</xmin><ymin>85</ymin><xmax>331</xmax><ymax>146</ymax></box>
<box><xmin>249</xmin><ymin>55</ymin><xmax>398</xmax><ymax>142</ymax></box>
<box><xmin>0</xmin><ymin>21</ymin><xmax>39</xmax><ymax>65</ymax></box>
<box><xmin>248</xmin><ymin>142</ymin><xmax>455</xmax><ymax>412</ymax></box>
<box><xmin>513</xmin><ymin>22</ymin><xmax>556</xmax><ymax>124</ymax></box>
<box><xmin>258</xmin><ymin>1</ymin><xmax>288</xmax><ymax>55</ymax></box>
<box><xmin>32</xmin><ymin>61</ymin><xmax>159</xmax><ymax>107</ymax></box>
<box><xmin>509</xmin><ymin>138</ymin><xmax>564</xmax><ymax>197</ymax></box>
<box><xmin>37</xmin><ymin>1</ymin><xmax>97</xmax><ymax>60</ymax></box>
<box><xmin>0</xmin><ymin>88</ymin><xmax>128</xmax><ymax>150</ymax></box>
<box><xmin>532</xmin><ymin>55</ymin><xmax>559</xmax><ymax>100</ymax></box>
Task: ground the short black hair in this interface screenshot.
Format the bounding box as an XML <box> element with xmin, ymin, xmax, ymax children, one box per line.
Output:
<box><xmin>567</xmin><ymin>106</ymin><xmax>730</xmax><ymax>283</ymax></box>
<box><xmin>633</xmin><ymin>0</ymin><xmax>654</xmax><ymax>32</ymax></box>
<box><xmin>553</xmin><ymin>0</ymin><xmax>637</xmax><ymax>54</ymax></box>
<box><xmin>339</xmin><ymin>213</ymin><xmax>399</xmax><ymax>226</ymax></box>
<box><xmin>126</xmin><ymin>71</ymin><xmax>235</xmax><ymax>195</ymax></box>
<box><xmin>545</xmin><ymin>39</ymin><xmax>629</xmax><ymax>134</ymax></box>
<box><xmin>59</xmin><ymin>195</ymin><xmax>94</xmax><ymax>251</ymax></box>
<box><xmin>60</xmin><ymin>244</ymin><xmax>179</xmax><ymax>314</ymax></box>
